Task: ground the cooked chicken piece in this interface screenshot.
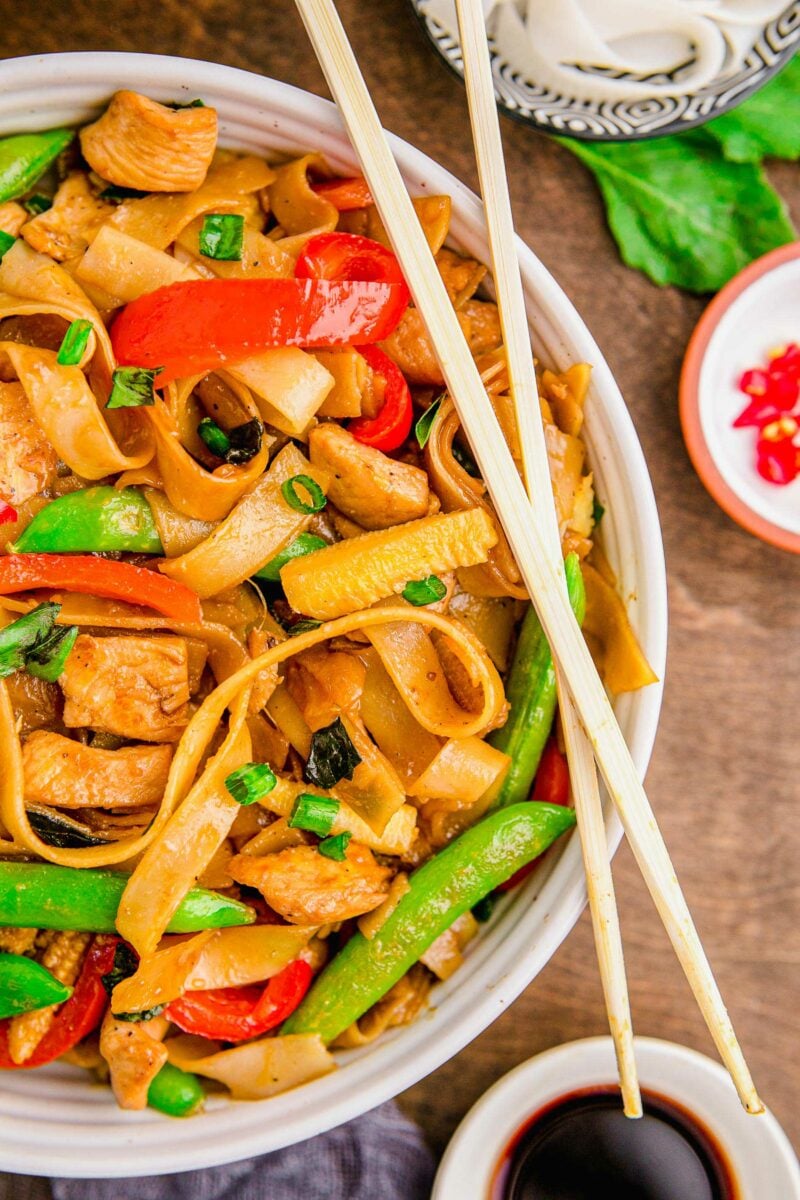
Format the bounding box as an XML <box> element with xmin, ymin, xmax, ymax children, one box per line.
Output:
<box><xmin>379</xmin><ymin>307</ymin><xmax>470</xmax><ymax>387</ymax></box>
<box><xmin>8</xmin><ymin>931</ymin><xmax>91</xmax><ymax>1064</ymax></box>
<box><xmin>436</xmin><ymin>247</ymin><xmax>486</xmax><ymax>309</ymax></box>
<box><xmin>99</xmin><ymin>1010</ymin><xmax>168</xmax><ymax>1111</ymax></box>
<box><xmin>461</xmin><ymin>299</ymin><xmax>502</xmax><ymax>356</ymax></box>
<box><xmin>80</xmin><ymin>91</ymin><xmax>218</xmax><ymax>193</ymax></box>
<box><xmin>0</xmin><ymin>382</ymin><xmax>58</xmax><ymax>506</ymax></box>
<box><xmin>60</xmin><ymin>635</ymin><xmax>190</xmax><ymax>743</ymax></box>
<box><xmin>23</xmin><ymin>730</ymin><xmax>172</xmax><ymax>809</ymax></box>
<box><xmin>229</xmin><ymin>842</ymin><xmax>392</xmax><ymax>925</ymax></box>
<box><xmin>0</xmin><ymin>201</ymin><xmax>27</xmax><ymax>237</ymax></box>
<box><xmin>21</xmin><ymin>173</ymin><xmax>114</xmax><ymax>262</ymax></box>
<box><xmin>308</xmin><ymin>424</ymin><xmax>430</xmax><ymax>530</ymax></box>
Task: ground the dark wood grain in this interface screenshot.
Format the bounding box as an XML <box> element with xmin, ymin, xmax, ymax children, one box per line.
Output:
<box><xmin>0</xmin><ymin>0</ymin><xmax>797</xmax><ymax>1181</ymax></box>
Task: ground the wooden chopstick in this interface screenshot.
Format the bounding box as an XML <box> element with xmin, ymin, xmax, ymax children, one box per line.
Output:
<box><xmin>294</xmin><ymin>0</ymin><xmax>764</xmax><ymax>1115</ymax></box>
<box><xmin>453</xmin><ymin>0</ymin><xmax>641</xmax><ymax>1119</ymax></box>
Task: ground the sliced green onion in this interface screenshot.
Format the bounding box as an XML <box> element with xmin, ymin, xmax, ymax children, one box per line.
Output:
<box><xmin>281</xmin><ymin>474</ymin><xmax>327</xmax><ymax>515</ymax></box>
<box><xmin>56</xmin><ymin>319</ymin><xmax>93</xmax><ymax>367</ymax></box>
<box><xmin>0</xmin><ymin>602</ymin><xmax>61</xmax><ymax>679</ymax></box>
<box><xmin>254</xmin><ymin>533</ymin><xmax>327</xmax><ymax>583</ymax></box>
<box><xmin>199</xmin><ymin>213</ymin><xmax>245</xmax><ymax>262</ymax></box>
<box><xmin>592</xmin><ymin>498</ymin><xmax>605</xmax><ymax>526</ymax></box>
<box><xmin>197</xmin><ymin>417</ymin><xmax>231</xmax><ymax>458</ymax></box>
<box><xmin>288</xmin><ymin>793</ymin><xmax>340</xmax><ymax>837</ymax></box>
<box><xmin>318</xmin><ymin>831</ymin><xmax>351</xmax><ymax>861</ymax></box>
<box><xmin>415</xmin><ymin>394</ymin><xmax>443</xmax><ymax>448</ymax></box>
<box><xmin>107</xmin><ymin>366</ymin><xmax>160</xmax><ymax>410</ymax></box>
<box><xmin>224</xmin><ymin>762</ymin><xmax>277</xmax><ymax>807</ymax></box>
<box><xmin>472</xmin><ymin>894</ymin><xmax>496</xmax><ymax>923</ymax></box>
<box><xmin>26</xmin><ymin>624</ymin><xmax>79</xmax><ymax>682</ymax></box>
<box><xmin>402</xmin><ymin>575</ymin><xmax>447</xmax><ymax>607</ymax></box>
<box><xmin>23</xmin><ymin>193</ymin><xmax>52</xmax><ymax>215</ymax></box>
<box><xmin>287</xmin><ymin>619</ymin><xmax>323</xmax><ymax>638</ymax></box>
<box><xmin>304</xmin><ymin>717</ymin><xmax>361</xmax><ymax>789</ymax></box>
<box><xmin>0</xmin><ymin>231</ymin><xmax>16</xmax><ymax>260</ymax></box>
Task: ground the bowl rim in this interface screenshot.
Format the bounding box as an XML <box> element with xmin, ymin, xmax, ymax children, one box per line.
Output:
<box><xmin>0</xmin><ymin>50</ymin><xmax>667</xmax><ymax>1177</ymax></box>
<box><xmin>679</xmin><ymin>239</ymin><xmax>800</xmax><ymax>555</ymax></box>
<box><xmin>408</xmin><ymin>0</ymin><xmax>800</xmax><ymax>142</ymax></box>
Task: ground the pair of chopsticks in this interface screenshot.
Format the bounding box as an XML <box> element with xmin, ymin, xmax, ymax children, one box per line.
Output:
<box><xmin>294</xmin><ymin>0</ymin><xmax>763</xmax><ymax>1116</ymax></box>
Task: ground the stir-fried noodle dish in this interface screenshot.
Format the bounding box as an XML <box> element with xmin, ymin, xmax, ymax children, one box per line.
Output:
<box><xmin>0</xmin><ymin>92</ymin><xmax>655</xmax><ymax>1114</ymax></box>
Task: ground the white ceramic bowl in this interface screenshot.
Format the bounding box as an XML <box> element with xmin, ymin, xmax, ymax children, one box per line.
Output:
<box><xmin>0</xmin><ymin>52</ymin><xmax>667</xmax><ymax>1178</ymax></box>
<box><xmin>433</xmin><ymin>1037</ymin><xmax>800</xmax><ymax>1198</ymax></box>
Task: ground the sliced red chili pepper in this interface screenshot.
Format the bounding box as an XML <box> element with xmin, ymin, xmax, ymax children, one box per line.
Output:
<box><xmin>311</xmin><ymin>177</ymin><xmax>374</xmax><ymax>211</ymax></box>
<box><xmin>738</xmin><ymin>367</ymin><xmax>770</xmax><ymax>397</ymax></box>
<box><xmin>0</xmin><ymin>935</ymin><xmax>117</xmax><ymax>1069</ymax></box>
<box><xmin>111</xmin><ymin>278</ymin><xmax>409</xmax><ymax>386</ymax></box>
<box><xmin>756</xmin><ymin>421</ymin><xmax>800</xmax><ymax>485</ymax></box>
<box><xmin>295</xmin><ymin>232</ymin><xmax>409</xmax><ymax>296</ymax></box>
<box><xmin>732</xmin><ymin>397</ymin><xmax>783</xmax><ymax>429</ymax></box>
<box><xmin>768</xmin><ymin>343</ymin><xmax>800</xmax><ymax>379</ymax></box>
<box><xmin>763</xmin><ymin>371</ymin><xmax>799</xmax><ymax>412</ymax></box>
<box><xmin>165</xmin><ymin>960</ymin><xmax>313</xmax><ymax>1043</ymax></box>
<box><xmin>0</xmin><ymin>554</ymin><xmax>202</xmax><ymax>623</ymax></box>
<box><xmin>348</xmin><ymin>345</ymin><xmax>413</xmax><ymax>453</ymax></box>
<box><xmin>0</xmin><ymin>502</ymin><xmax>18</xmax><ymax>526</ymax></box>
<box><xmin>498</xmin><ymin>739</ymin><xmax>570</xmax><ymax>892</ymax></box>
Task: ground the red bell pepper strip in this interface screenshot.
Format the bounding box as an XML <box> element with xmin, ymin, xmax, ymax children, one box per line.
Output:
<box><xmin>295</xmin><ymin>232</ymin><xmax>409</xmax><ymax>297</ymax></box>
<box><xmin>0</xmin><ymin>935</ymin><xmax>117</xmax><ymax>1069</ymax></box>
<box><xmin>348</xmin><ymin>345</ymin><xmax>414</xmax><ymax>453</ymax></box>
<box><xmin>0</xmin><ymin>502</ymin><xmax>18</xmax><ymax>526</ymax></box>
<box><xmin>0</xmin><ymin>554</ymin><xmax>203</xmax><ymax>623</ymax></box>
<box><xmin>497</xmin><ymin>738</ymin><xmax>570</xmax><ymax>892</ymax></box>
<box><xmin>311</xmin><ymin>177</ymin><xmax>373</xmax><ymax>211</ymax></box>
<box><xmin>165</xmin><ymin>960</ymin><xmax>313</xmax><ymax>1043</ymax></box>
<box><xmin>111</xmin><ymin>278</ymin><xmax>409</xmax><ymax>386</ymax></box>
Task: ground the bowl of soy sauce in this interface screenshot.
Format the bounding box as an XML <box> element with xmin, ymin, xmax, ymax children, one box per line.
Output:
<box><xmin>433</xmin><ymin>1038</ymin><xmax>800</xmax><ymax>1200</ymax></box>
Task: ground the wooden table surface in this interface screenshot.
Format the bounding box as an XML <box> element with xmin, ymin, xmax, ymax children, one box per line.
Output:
<box><xmin>1</xmin><ymin>0</ymin><xmax>798</xmax><ymax>1183</ymax></box>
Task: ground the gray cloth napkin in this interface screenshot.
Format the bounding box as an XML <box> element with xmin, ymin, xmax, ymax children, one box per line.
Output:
<box><xmin>49</xmin><ymin>1101</ymin><xmax>435</xmax><ymax>1200</ymax></box>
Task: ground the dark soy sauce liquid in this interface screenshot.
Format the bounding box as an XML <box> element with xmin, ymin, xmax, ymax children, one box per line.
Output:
<box><xmin>492</xmin><ymin>1086</ymin><xmax>738</xmax><ymax>1200</ymax></box>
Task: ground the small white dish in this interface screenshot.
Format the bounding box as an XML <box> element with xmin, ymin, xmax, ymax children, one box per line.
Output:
<box><xmin>433</xmin><ymin>1036</ymin><xmax>800</xmax><ymax>1198</ymax></box>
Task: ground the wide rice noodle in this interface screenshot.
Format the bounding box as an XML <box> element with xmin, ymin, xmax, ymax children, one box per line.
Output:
<box><xmin>167</xmin><ymin>1031</ymin><xmax>336</xmax><ymax>1100</ymax></box>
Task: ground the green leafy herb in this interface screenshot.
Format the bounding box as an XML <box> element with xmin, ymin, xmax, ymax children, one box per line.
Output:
<box><xmin>0</xmin><ymin>231</ymin><xmax>16</xmax><ymax>260</ymax></box>
<box><xmin>452</xmin><ymin>440</ymin><xmax>480</xmax><ymax>478</ymax></box>
<box><xmin>56</xmin><ymin>319</ymin><xmax>93</xmax><ymax>366</ymax></box>
<box><xmin>224</xmin><ymin>762</ymin><xmax>277</xmax><ymax>806</ymax></box>
<box><xmin>199</xmin><ymin>213</ymin><xmax>245</xmax><ymax>261</ymax></box>
<box><xmin>415</xmin><ymin>395</ymin><xmax>443</xmax><ymax>448</ymax></box>
<box><xmin>23</xmin><ymin>193</ymin><xmax>52</xmax><ymax>215</ymax></box>
<box><xmin>705</xmin><ymin>57</ymin><xmax>800</xmax><ymax>164</ymax></box>
<box><xmin>197</xmin><ymin>417</ymin><xmax>231</xmax><ymax>458</ymax></box>
<box><xmin>26</xmin><ymin>624</ymin><xmax>79</xmax><ymax>682</ymax></box>
<box><xmin>254</xmin><ymin>533</ymin><xmax>327</xmax><ymax>583</ymax></box>
<box><xmin>222</xmin><ymin>418</ymin><xmax>263</xmax><ymax>465</ymax></box>
<box><xmin>318</xmin><ymin>831</ymin><xmax>351</xmax><ymax>861</ymax></box>
<box><xmin>26</xmin><ymin>808</ymin><xmax>108</xmax><ymax>849</ymax></box>
<box><xmin>113</xmin><ymin>1005</ymin><xmax>166</xmax><ymax>1023</ymax></box>
<box><xmin>0</xmin><ymin>602</ymin><xmax>64</xmax><ymax>679</ymax></box>
<box><xmin>591</xmin><ymin>498</ymin><xmax>605</xmax><ymax>527</ymax></box>
<box><xmin>170</xmin><ymin>99</ymin><xmax>206</xmax><ymax>109</ymax></box>
<box><xmin>101</xmin><ymin>942</ymin><xmax>139</xmax><ymax>997</ymax></box>
<box><xmin>402</xmin><ymin>575</ymin><xmax>447</xmax><ymax>606</ymax></box>
<box><xmin>472</xmin><ymin>894</ymin><xmax>496</xmax><ymax>923</ymax></box>
<box><xmin>98</xmin><ymin>184</ymin><xmax>148</xmax><ymax>203</ymax></box>
<box><xmin>304</xmin><ymin>717</ymin><xmax>361</xmax><ymax>789</ymax></box>
<box><xmin>107</xmin><ymin>366</ymin><xmax>160</xmax><ymax>409</ymax></box>
<box><xmin>281</xmin><ymin>474</ymin><xmax>327</xmax><ymax>514</ymax></box>
<box><xmin>289</xmin><ymin>793</ymin><xmax>340</xmax><ymax>837</ymax></box>
<box><xmin>286</xmin><ymin>618</ymin><xmax>323</xmax><ymax>638</ymax></box>
<box><xmin>559</xmin><ymin>131</ymin><xmax>795</xmax><ymax>293</ymax></box>
<box><xmin>0</xmin><ymin>129</ymin><xmax>74</xmax><ymax>204</ymax></box>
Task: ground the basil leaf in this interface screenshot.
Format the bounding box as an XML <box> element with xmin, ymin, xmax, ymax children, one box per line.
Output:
<box><xmin>415</xmin><ymin>395</ymin><xmax>443</xmax><ymax>448</ymax></box>
<box><xmin>98</xmin><ymin>184</ymin><xmax>148</xmax><ymax>203</ymax></box>
<box><xmin>23</xmin><ymin>193</ymin><xmax>52</xmax><ymax>215</ymax></box>
<box><xmin>26</xmin><ymin>807</ymin><xmax>109</xmax><ymax>849</ymax></box>
<box><xmin>592</xmin><ymin>498</ymin><xmax>605</xmax><ymax>527</ymax></box>
<box><xmin>199</xmin><ymin>213</ymin><xmax>245</xmax><ymax>262</ymax></box>
<box><xmin>107</xmin><ymin>366</ymin><xmax>160</xmax><ymax>409</ymax></box>
<box><xmin>101</xmin><ymin>942</ymin><xmax>139</xmax><ymax>997</ymax></box>
<box><xmin>0</xmin><ymin>602</ymin><xmax>61</xmax><ymax>679</ymax></box>
<box><xmin>304</xmin><ymin>717</ymin><xmax>361</xmax><ymax>789</ymax></box>
<box><xmin>113</xmin><ymin>1005</ymin><xmax>166</xmax><ymax>1023</ymax></box>
<box><xmin>402</xmin><ymin>575</ymin><xmax>446</xmax><ymax>606</ymax></box>
<box><xmin>26</xmin><ymin>624</ymin><xmax>79</xmax><ymax>682</ymax></box>
<box><xmin>0</xmin><ymin>231</ymin><xmax>16</xmax><ymax>261</ymax></box>
<box><xmin>705</xmin><ymin>57</ymin><xmax>800</xmax><ymax>164</ymax></box>
<box><xmin>560</xmin><ymin>131</ymin><xmax>795</xmax><ymax>293</ymax></box>
<box><xmin>286</xmin><ymin>618</ymin><xmax>323</xmax><ymax>638</ymax></box>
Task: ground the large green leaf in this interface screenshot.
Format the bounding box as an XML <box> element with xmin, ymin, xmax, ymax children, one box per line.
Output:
<box><xmin>704</xmin><ymin>56</ymin><xmax>800</xmax><ymax>163</ymax></box>
<box><xmin>560</xmin><ymin>131</ymin><xmax>795</xmax><ymax>293</ymax></box>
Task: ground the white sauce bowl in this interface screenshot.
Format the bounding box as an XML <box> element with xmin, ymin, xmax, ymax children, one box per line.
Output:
<box><xmin>0</xmin><ymin>52</ymin><xmax>667</xmax><ymax>1178</ymax></box>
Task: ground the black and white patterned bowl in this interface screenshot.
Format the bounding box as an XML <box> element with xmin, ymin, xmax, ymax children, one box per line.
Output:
<box><xmin>410</xmin><ymin>0</ymin><xmax>800</xmax><ymax>141</ymax></box>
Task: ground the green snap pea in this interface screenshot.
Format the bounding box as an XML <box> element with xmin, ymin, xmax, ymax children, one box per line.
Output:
<box><xmin>282</xmin><ymin>801</ymin><xmax>576</xmax><ymax>1044</ymax></box>
<box><xmin>253</xmin><ymin>532</ymin><xmax>328</xmax><ymax>582</ymax></box>
<box><xmin>147</xmin><ymin>1062</ymin><xmax>205</xmax><ymax>1118</ymax></box>
<box><xmin>0</xmin><ymin>862</ymin><xmax>255</xmax><ymax>934</ymax></box>
<box><xmin>12</xmin><ymin>487</ymin><xmax>163</xmax><ymax>554</ymax></box>
<box><xmin>0</xmin><ymin>951</ymin><xmax>73</xmax><ymax>1019</ymax></box>
<box><xmin>489</xmin><ymin>553</ymin><xmax>586</xmax><ymax>807</ymax></box>
<box><xmin>0</xmin><ymin>129</ymin><xmax>74</xmax><ymax>204</ymax></box>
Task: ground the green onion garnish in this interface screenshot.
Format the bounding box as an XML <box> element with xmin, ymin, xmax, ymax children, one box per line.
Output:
<box><xmin>26</xmin><ymin>624</ymin><xmax>79</xmax><ymax>682</ymax></box>
<box><xmin>106</xmin><ymin>366</ymin><xmax>161</xmax><ymax>410</ymax></box>
<box><xmin>56</xmin><ymin>319</ymin><xmax>93</xmax><ymax>367</ymax></box>
<box><xmin>197</xmin><ymin>417</ymin><xmax>231</xmax><ymax>458</ymax></box>
<box><xmin>472</xmin><ymin>894</ymin><xmax>496</xmax><ymax>923</ymax></box>
<box><xmin>288</xmin><ymin>793</ymin><xmax>340</xmax><ymax>837</ymax></box>
<box><xmin>287</xmin><ymin>619</ymin><xmax>323</xmax><ymax>638</ymax></box>
<box><xmin>0</xmin><ymin>231</ymin><xmax>16</xmax><ymax>260</ymax></box>
<box><xmin>318</xmin><ymin>831</ymin><xmax>351</xmax><ymax>861</ymax></box>
<box><xmin>281</xmin><ymin>474</ymin><xmax>327</xmax><ymax>514</ymax></box>
<box><xmin>415</xmin><ymin>395</ymin><xmax>443</xmax><ymax>448</ymax></box>
<box><xmin>0</xmin><ymin>602</ymin><xmax>62</xmax><ymax>680</ymax></box>
<box><xmin>402</xmin><ymin>575</ymin><xmax>447</xmax><ymax>606</ymax></box>
<box><xmin>224</xmin><ymin>762</ymin><xmax>277</xmax><ymax>806</ymax></box>
<box><xmin>113</xmin><ymin>1005</ymin><xmax>166</xmax><ymax>1023</ymax></box>
<box><xmin>304</xmin><ymin>717</ymin><xmax>361</xmax><ymax>789</ymax></box>
<box><xmin>199</xmin><ymin>213</ymin><xmax>245</xmax><ymax>262</ymax></box>
<box><xmin>254</xmin><ymin>533</ymin><xmax>327</xmax><ymax>583</ymax></box>
<box><xmin>23</xmin><ymin>193</ymin><xmax>52</xmax><ymax>215</ymax></box>
<box><xmin>592</xmin><ymin>498</ymin><xmax>605</xmax><ymax>526</ymax></box>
